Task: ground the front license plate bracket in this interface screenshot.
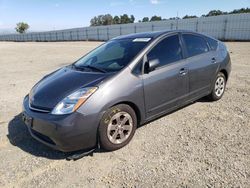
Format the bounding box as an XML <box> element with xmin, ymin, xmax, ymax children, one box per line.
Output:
<box><xmin>22</xmin><ymin>112</ymin><xmax>33</xmax><ymax>127</ymax></box>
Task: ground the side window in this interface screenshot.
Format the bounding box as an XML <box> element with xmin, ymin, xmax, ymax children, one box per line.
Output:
<box><xmin>147</xmin><ymin>35</ymin><xmax>182</xmax><ymax>68</ymax></box>
<box><xmin>182</xmin><ymin>34</ymin><xmax>209</xmax><ymax>57</ymax></box>
<box><xmin>205</xmin><ymin>37</ymin><xmax>218</xmax><ymax>51</ymax></box>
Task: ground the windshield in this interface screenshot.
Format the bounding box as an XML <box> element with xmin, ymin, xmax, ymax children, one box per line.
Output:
<box><xmin>74</xmin><ymin>38</ymin><xmax>150</xmax><ymax>72</ymax></box>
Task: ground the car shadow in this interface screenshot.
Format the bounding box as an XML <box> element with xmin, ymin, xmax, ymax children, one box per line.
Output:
<box><xmin>6</xmin><ymin>113</ymin><xmax>105</xmax><ymax>160</ymax></box>
<box><xmin>138</xmin><ymin>97</ymin><xmax>211</xmax><ymax>128</ymax></box>
<box><xmin>197</xmin><ymin>96</ymin><xmax>212</xmax><ymax>103</ymax></box>
<box><xmin>7</xmin><ymin>113</ymin><xmax>68</xmax><ymax>160</ymax></box>
<box><xmin>137</xmin><ymin>101</ymin><xmax>193</xmax><ymax>128</ymax></box>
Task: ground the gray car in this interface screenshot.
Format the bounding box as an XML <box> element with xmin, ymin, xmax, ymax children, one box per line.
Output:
<box><xmin>22</xmin><ymin>30</ymin><xmax>231</xmax><ymax>152</ymax></box>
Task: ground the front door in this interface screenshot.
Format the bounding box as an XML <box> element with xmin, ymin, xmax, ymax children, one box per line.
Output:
<box><xmin>143</xmin><ymin>34</ymin><xmax>188</xmax><ymax>119</ymax></box>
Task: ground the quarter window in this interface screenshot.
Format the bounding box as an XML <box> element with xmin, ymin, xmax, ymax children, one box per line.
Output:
<box><xmin>183</xmin><ymin>34</ymin><xmax>209</xmax><ymax>57</ymax></box>
<box><xmin>147</xmin><ymin>35</ymin><xmax>183</xmax><ymax>68</ymax></box>
<box><xmin>205</xmin><ymin>36</ymin><xmax>218</xmax><ymax>51</ymax></box>
<box><xmin>132</xmin><ymin>60</ymin><xmax>143</xmax><ymax>75</ymax></box>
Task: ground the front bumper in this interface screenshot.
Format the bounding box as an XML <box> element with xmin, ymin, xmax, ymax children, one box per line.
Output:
<box><xmin>22</xmin><ymin>95</ymin><xmax>99</xmax><ymax>152</ymax></box>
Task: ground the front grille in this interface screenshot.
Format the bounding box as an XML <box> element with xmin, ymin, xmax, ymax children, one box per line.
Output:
<box><xmin>31</xmin><ymin>129</ymin><xmax>56</xmax><ymax>145</ymax></box>
<box><xmin>29</xmin><ymin>103</ymin><xmax>51</xmax><ymax>113</ymax></box>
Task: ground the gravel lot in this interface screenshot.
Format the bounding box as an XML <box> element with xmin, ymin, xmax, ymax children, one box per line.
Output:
<box><xmin>0</xmin><ymin>41</ymin><xmax>249</xmax><ymax>188</ymax></box>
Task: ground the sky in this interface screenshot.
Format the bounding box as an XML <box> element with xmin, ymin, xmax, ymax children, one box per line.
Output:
<box><xmin>0</xmin><ymin>0</ymin><xmax>249</xmax><ymax>33</ymax></box>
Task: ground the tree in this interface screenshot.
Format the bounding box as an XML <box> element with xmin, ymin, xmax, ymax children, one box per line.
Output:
<box><xmin>113</xmin><ymin>16</ymin><xmax>120</xmax><ymax>24</ymax></box>
<box><xmin>90</xmin><ymin>16</ymin><xmax>99</xmax><ymax>26</ymax></box>
<box><xmin>169</xmin><ymin>17</ymin><xmax>180</xmax><ymax>20</ymax></box>
<box><xmin>102</xmin><ymin>14</ymin><xmax>113</xmax><ymax>25</ymax></box>
<box><xmin>150</xmin><ymin>15</ymin><xmax>162</xmax><ymax>21</ymax></box>
<box><xmin>130</xmin><ymin>15</ymin><xmax>135</xmax><ymax>23</ymax></box>
<box><xmin>229</xmin><ymin>8</ymin><xmax>250</xmax><ymax>14</ymax></box>
<box><xmin>15</xmin><ymin>22</ymin><xmax>29</xmax><ymax>34</ymax></box>
<box><xmin>97</xmin><ymin>15</ymin><xmax>104</xmax><ymax>25</ymax></box>
<box><xmin>90</xmin><ymin>14</ymin><xmax>113</xmax><ymax>26</ymax></box>
<box><xmin>182</xmin><ymin>15</ymin><xmax>198</xmax><ymax>19</ymax></box>
<box><xmin>90</xmin><ymin>14</ymin><xmax>135</xmax><ymax>26</ymax></box>
<box><xmin>203</xmin><ymin>8</ymin><xmax>250</xmax><ymax>17</ymax></box>
<box><xmin>142</xmin><ymin>17</ymin><xmax>149</xmax><ymax>22</ymax></box>
<box><xmin>120</xmin><ymin>14</ymin><xmax>131</xmax><ymax>24</ymax></box>
<box><xmin>206</xmin><ymin>10</ymin><xmax>225</xmax><ymax>17</ymax></box>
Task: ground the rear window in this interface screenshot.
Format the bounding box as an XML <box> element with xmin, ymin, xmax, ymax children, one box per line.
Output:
<box><xmin>182</xmin><ymin>34</ymin><xmax>209</xmax><ymax>57</ymax></box>
<box><xmin>205</xmin><ymin>37</ymin><xmax>218</xmax><ymax>51</ymax></box>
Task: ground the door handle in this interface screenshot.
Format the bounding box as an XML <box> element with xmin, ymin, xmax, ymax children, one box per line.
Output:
<box><xmin>179</xmin><ymin>68</ymin><xmax>188</xmax><ymax>76</ymax></box>
<box><xmin>211</xmin><ymin>57</ymin><xmax>217</xmax><ymax>63</ymax></box>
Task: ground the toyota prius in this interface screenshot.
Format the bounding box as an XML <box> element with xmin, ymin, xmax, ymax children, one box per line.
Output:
<box><xmin>22</xmin><ymin>30</ymin><xmax>231</xmax><ymax>152</ymax></box>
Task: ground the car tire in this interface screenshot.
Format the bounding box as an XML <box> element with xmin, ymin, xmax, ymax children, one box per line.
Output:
<box><xmin>208</xmin><ymin>72</ymin><xmax>227</xmax><ymax>101</ymax></box>
<box><xmin>98</xmin><ymin>104</ymin><xmax>137</xmax><ymax>151</ymax></box>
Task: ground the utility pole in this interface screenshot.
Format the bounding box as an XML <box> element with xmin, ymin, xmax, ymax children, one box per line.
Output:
<box><xmin>176</xmin><ymin>11</ymin><xmax>179</xmax><ymax>30</ymax></box>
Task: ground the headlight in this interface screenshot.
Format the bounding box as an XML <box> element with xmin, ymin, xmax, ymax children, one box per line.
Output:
<box><xmin>51</xmin><ymin>87</ymin><xmax>97</xmax><ymax>115</ymax></box>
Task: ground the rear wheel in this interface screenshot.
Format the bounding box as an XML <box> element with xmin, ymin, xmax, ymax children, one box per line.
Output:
<box><xmin>208</xmin><ymin>72</ymin><xmax>226</xmax><ymax>101</ymax></box>
<box><xmin>99</xmin><ymin>104</ymin><xmax>137</xmax><ymax>151</ymax></box>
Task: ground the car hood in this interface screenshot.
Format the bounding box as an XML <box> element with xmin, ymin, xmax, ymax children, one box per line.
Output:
<box><xmin>29</xmin><ymin>66</ymin><xmax>112</xmax><ymax>110</ymax></box>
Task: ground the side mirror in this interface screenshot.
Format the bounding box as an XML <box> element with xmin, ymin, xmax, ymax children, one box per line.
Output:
<box><xmin>145</xmin><ymin>59</ymin><xmax>160</xmax><ymax>73</ymax></box>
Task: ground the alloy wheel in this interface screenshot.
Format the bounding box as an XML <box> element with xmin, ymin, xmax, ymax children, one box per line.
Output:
<box><xmin>107</xmin><ymin>111</ymin><xmax>133</xmax><ymax>144</ymax></box>
<box><xmin>215</xmin><ymin>76</ymin><xmax>225</xmax><ymax>97</ymax></box>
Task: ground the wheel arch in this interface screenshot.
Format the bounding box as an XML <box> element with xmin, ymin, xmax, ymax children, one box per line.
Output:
<box><xmin>219</xmin><ymin>69</ymin><xmax>228</xmax><ymax>81</ymax></box>
<box><xmin>111</xmin><ymin>101</ymin><xmax>142</xmax><ymax>127</ymax></box>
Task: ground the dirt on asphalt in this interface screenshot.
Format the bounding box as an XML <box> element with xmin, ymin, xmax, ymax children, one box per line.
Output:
<box><xmin>0</xmin><ymin>41</ymin><xmax>249</xmax><ymax>188</ymax></box>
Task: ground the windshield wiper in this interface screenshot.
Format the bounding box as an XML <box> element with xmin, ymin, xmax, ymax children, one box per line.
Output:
<box><xmin>80</xmin><ymin>65</ymin><xmax>107</xmax><ymax>73</ymax></box>
<box><xmin>72</xmin><ymin>64</ymin><xmax>107</xmax><ymax>73</ymax></box>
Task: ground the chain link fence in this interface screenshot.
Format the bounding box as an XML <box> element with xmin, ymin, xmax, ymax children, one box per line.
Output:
<box><xmin>0</xmin><ymin>13</ymin><xmax>250</xmax><ymax>42</ymax></box>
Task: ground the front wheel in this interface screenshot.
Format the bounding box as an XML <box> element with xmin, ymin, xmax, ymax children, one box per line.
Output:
<box><xmin>208</xmin><ymin>72</ymin><xmax>226</xmax><ymax>101</ymax></box>
<box><xmin>98</xmin><ymin>104</ymin><xmax>137</xmax><ymax>151</ymax></box>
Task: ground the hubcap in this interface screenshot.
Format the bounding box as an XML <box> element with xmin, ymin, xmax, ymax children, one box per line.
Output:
<box><xmin>107</xmin><ymin>111</ymin><xmax>133</xmax><ymax>144</ymax></box>
<box><xmin>215</xmin><ymin>76</ymin><xmax>225</xmax><ymax>97</ymax></box>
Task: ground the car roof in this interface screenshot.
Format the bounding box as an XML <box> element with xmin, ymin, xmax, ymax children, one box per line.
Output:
<box><xmin>113</xmin><ymin>31</ymin><xmax>168</xmax><ymax>40</ymax></box>
<box><xmin>112</xmin><ymin>30</ymin><xmax>198</xmax><ymax>40</ymax></box>
<box><xmin>112</xmin><ymin>30</ymin><xmax>219</xmax><ymax>42</ymax></box>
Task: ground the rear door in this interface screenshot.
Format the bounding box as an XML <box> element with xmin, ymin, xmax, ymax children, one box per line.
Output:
<box><xmin>181</xmin><ymin>33</ymin><xmax>219</xmax><ymax>99</ymax></box>
<box><xmin>142</xmin><ymin>34</ymin><xmax>189</xmax><ymax>118</ymax></box>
